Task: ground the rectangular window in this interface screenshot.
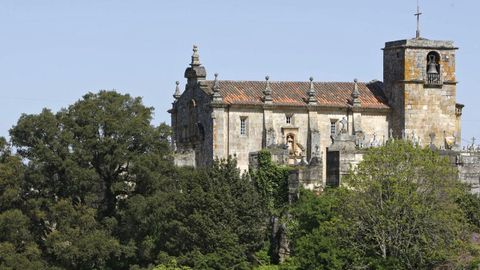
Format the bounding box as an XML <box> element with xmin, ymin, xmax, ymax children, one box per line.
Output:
<box><xmin>240</xmin><ymin>117</ymin><xmax>247</xmax><ymax>135</ymax></box>
<box><xmin>286</xmin><ymin>115</ymin><xmax>292</xmax><ymax>124</ymax></box>
<box><xmin>330</xmin><ymin>120</ymin><xmax>337</xmax><ymax>136</ymax></box>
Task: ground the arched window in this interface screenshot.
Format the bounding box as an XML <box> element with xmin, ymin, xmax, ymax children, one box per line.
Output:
<box><xmin>426</xmin><ymin>51</ymin><xmax>441</xmax><ymax>85</ymax></box>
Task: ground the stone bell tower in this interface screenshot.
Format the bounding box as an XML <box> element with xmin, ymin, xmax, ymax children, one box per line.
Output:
<box><xmin>383</xmin><ymin>34</ymin><xmax>460</xmax><ymax>148</ymax></box>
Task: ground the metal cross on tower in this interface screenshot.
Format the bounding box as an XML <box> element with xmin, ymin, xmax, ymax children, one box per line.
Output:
<box><xmin>414</xmin><ymin>0</ymin><xmax>422</xmax><ymax>38</ymax></box>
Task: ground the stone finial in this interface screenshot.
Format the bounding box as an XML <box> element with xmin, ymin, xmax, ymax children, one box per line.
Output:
<box><xmin>263</xmin><ymin>75</ymin><xmax>273</xmax><ymax>103</ymax></box>
<box><xmin>184</xmin><ymin>45</ymin><xmax>206</xmax><ymax>81</ymax></box>
<box><xmin>173</xmin><ymin>81</ymin><xmax>181</xmax><ymax>100</ymax></box>
<box><xmin>191</xmin><ymin>45</ymin><xmax>201</xmax><ymax>66</ymax></box>
<box><xmin>212</xmin><ymin>73</ymin><xmax>223</xmax><ymax>102</ymax></box>
<box><xmin>351</xmin><ymin>79</ymin><xmax>361</xmax><ymax>107</ymax></box>
<box><xmin>307</xmin><ymin>77</ymin><xmax>317</xmax><ymax>104</ymax></box>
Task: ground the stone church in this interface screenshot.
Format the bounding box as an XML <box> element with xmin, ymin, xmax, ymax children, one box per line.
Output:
<box><xmin>169</xmin><ymin>32</ymin><xmax>470</xmax><ymax>187</ymax></box>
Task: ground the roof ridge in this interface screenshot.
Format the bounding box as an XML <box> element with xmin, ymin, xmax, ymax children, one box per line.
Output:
<box><xmin>203</xmin><ymin>80</ymin><xmax>379</xmax><ymax>84</ymax></box>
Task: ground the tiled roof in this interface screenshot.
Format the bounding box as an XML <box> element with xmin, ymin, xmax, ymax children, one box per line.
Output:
<box><xmin>202</xmin><ymin>80</ymin><xmax>389</xmax><ymax>109</ymax></box>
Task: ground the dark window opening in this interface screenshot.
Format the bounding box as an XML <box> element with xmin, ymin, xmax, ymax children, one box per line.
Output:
<box><xmin>426</xmin><ymin>51</ymin><xmax>441</xmax><ymax>85</ymax></box>
<box><xmin>330</xmin><ymin>120</ymin><xmax>337</xmax><ymax>136</ymax></box>
<box><xmin>240</xmin><ymin>117</ymin><xmax>247</xmax><ymax>135</ymax></box>
<box><xmin>286</xmin><ymin>114</ymin><xmax>293</xmax><ymax>124</ymax></box>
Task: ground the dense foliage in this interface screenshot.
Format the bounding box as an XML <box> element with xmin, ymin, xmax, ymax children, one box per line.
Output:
<box><xmin>250</xmin><ymin>150</ymin><xmax>290</xmax><ymax>215</ymax></box>
<box><xmin>286</xmin><ymin>141</ymin><xmax>480</xmax><ymax>270</ymax></box>
<box><xmin>2</xmin><ymin>91</ymin><xmax>480</xmax><ymax>269</ymax></box>
<box><xmin>0</xmin><ymin>91</ymin><xmax>266</xmax><ymax>269</ymax></box>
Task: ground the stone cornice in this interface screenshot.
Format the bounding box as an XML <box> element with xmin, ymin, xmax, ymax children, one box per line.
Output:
<box><xmin>397</xmin><ymin>80</ymin><xmax>458</xmax><ymax>85</ymax></box>
<box><xmin>383</xmin><ymin>45</ymin><xmax>458</xmax><ymax>51</ymax></box>
<box><xmin>209</xmin><ymin>102</ymin><xmax>228</xmax><ymax>109</ymax></box>
<box><xmin>226</xmin><ymin>103</ymin><xmax>390</xmax><ymax>114</ymax></box>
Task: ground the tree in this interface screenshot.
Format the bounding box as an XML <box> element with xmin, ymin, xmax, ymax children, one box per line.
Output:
<box><xmin>43</xmin><ymin>200</ymin><xmax>121</xmax><ymax>270</ymax></box>
<box><xmin>10</xmin><ymin>91</ymin><xmax>170</xmax><ymax>218</ymax></box>
<box><xmin>8</xmin><ymin>91</ymin><xmax>172</xmax><ymax>269</ymax></box>
<box><xmin>343</xmin><ymin>140</ymin><xmax>468</xmax><ymax>269</ymax></box>
<box><xmin>118</xmin><ymin>157</ymin><xmax>265</xmax><ymax>269</ymax></box>
<box><xmin>0</xmin><ymin>137</ymin><xmax>24</xmax><ymax>212</ymax></box>
<box><xmin>288</xmin><ymin>188</ymin><xmax>356</xmax><ymax>270</ymax></box>
<box><xmin>0</xmin><ymin>138</ymin><xmax>47</xmax><ymax>269</ymax></box>
<box><xmin>250</xmin><ymin>150</ymin><xmax>290</xmax><ymax>215</ymax></box>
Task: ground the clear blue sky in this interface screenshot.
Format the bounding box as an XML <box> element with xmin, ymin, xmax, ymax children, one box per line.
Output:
<box><xmin>0</xmin><ymin>0</ymin><xmax>478</xmax><ymax>145</ymax></box>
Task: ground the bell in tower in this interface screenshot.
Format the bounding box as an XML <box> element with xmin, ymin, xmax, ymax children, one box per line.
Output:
<box><xmin>383</xmin><ymin>37</ymin><xmax>458</xmax><ymax>148</ymax></box>
<box><xmin>426</xmin><ymin>52</ymin><xmax>441</xmax><ymax>85</ymax></box>
<box><xmin>427</xmin><ymin>54</ymin><xmax>438</xmax><ymax>74</ymax></box>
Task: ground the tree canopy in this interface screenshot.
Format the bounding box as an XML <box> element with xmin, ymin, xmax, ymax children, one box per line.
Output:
<box><xmin>287</xmin><ymin>141</ymin><xmax>480</xmax><ymax>270</ymax></box>
<box><xmin>2</xmin><ymin>91</ymin><xmax>480</xmax><ymax>269</ymax></box>
<box><xmin>1</xmin><ymin>90</ymin><xmax>268</xmax><ymax>269</ymax></box>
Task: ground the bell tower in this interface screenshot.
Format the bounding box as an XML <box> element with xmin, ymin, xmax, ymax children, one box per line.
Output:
<box><xmin>383</xmin><ymin>37</ymin><xmax>459</xmax><ymax>147</ymax></box>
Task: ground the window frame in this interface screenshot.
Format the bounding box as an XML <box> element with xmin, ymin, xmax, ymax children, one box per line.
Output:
<box><xmin>240</xmin><ymin>116</ymin><xmax>248</xmax><ymax>136</ymax></box>
<box><xmin>330</xmin><ymin>119</ymin><xmax>337</xmax><ymax>136</ymax></box>
<box><xmin>285</xmin><ymin>114</ymin><xmax>293</xmax><ymax>125</ymax></box>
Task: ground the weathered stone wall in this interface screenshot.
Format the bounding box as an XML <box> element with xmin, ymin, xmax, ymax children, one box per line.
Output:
<box><xmin>326</xmin><ymin>146</ymin><xmax>480</xmax><ymax>194</ymax></box>
<box><xmin>172</xmin><ymin>82</ymin><xmax>214</xmax><ymax>167</ymax></box>
<box><xmin>326</xmin><ymin>134</ymin><xmax>365</xmax><ymax>186</ymax></box>
<box><xmin>383</xmin><ymin>39</ymin><xmax>458</xmax><ymax>147</ymax></box>
<box><xmin>271</xmin><ymin>108</ymin><xmax>309</xmax><ymax>150</ymax></box>
<box><xmin>316</xmin><ymin>109</ymin><xmax>350</xmax><ymax>183</ymax></box>
<box><xmin>404</xmin><ymin>83</ymin><xmax>457</xmax><ymax>146</ymax></box>
<box><xmin>456</xmin><ymin>152</ymin><xmax>480</xmax><ymax>193</ymax></box>
<box><xmin>173</xmin><ymin>149</ymin><xmax>196</xmax><ymax>167</ymax></box>
<box><xmin>317</xmin><ymin>110</ymin><xmax>389</xmax><ymax>184</ymax></box>
<box><xmin>227</xmin><ymin>106</ymin><xmax>264</xmax><ymax>172</ymax></box>
<box><xmin>383</xmin><ymin>45</ymin><xmax>405</xmax><ymax>138</ymax></box>
<box><xmin>441</xmin><ymin>150</ymin><xmax>480</xmax><ymax>193</ymax></box>
<box><xmin>221</xmin><ymin>106</ymin><xmax>389</xmax><ymax>179</ymax></box>
<box><xmin>288</xmin><ymin>158</ymin><xmax>323</xmax><ymax>192</ymax></box>
<box><xmin>361</xmin><ymin>112</ymin><xmax>390</xmax><ymax>144</ymax></box>
<box><xmin>212</xmin><ymin>105</ymin><xmax>228</xmax><ymax>159</ymax></box>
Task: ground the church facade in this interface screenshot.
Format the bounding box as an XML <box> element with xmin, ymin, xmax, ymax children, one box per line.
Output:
<box><xmin>169</xmin><ymin>36</ymin><xmax>463</xmax><ymax>183</ymax></box>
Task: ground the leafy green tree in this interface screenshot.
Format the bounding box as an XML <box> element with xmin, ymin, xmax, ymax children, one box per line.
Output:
<box><xmin>118</xmin><ymin>157</ymin><xmax>265</xmax><ymax>269</ymax></box>
<box><xmin>249</xmin><ymin>150</ymin><xmax>292</xmax><ymax>266</ymax></box>
<box><xmin>0</xmin><ymin>209</ymin><xmax>47</xmax><ymax>270</ymax></box>
<box><xmin>457</xmin><ymin>192</ymin><xmax>480</xmax><ymax>230</ymax></box>
<box><xmin>0</xmin><ymin>138</ymin><xmax>47</xmax><ymax>269</ymax></box>
<box><xmin>10</xmin><ymin>91</ymin><xmax>170</xmax><ymax>218</ymax></box>
<box><xmin>287</xmin><ymin>188</ymin><xmax>354</xmax><ymax>270</ymax></box>
<box><xmin>0</xmin><ymin>137</ymin><xmax>24</xmax><ymax>212</ymax></box>
<box><xmin>343</xmin><ymin>140</ymin><xmax>468</xmax><ymax>269</ymax></box>
<box><xmin>43</xmin><ymin>200</ymin><xmax>121</xmax><ymax>270</ymax></box>
<box><xmin>250</xmin><ymin>150</ymin><xmax>290</xmax><ymax>214</ymax></box>
<box><xmin>8</xmin><ymin>91</ymin><xmax>172</xmax><ymax>269</ymax></box>
<box><xmin>286</xmin><ymin>141</ymin><xmax>475</xmax><ymax>269</ymax></box>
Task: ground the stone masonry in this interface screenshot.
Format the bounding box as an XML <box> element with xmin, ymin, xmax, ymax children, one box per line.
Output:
<box><xmin>169</xmin><ymin>33</ymin><xmax>477</xmax><ymax>191</ymax></box>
